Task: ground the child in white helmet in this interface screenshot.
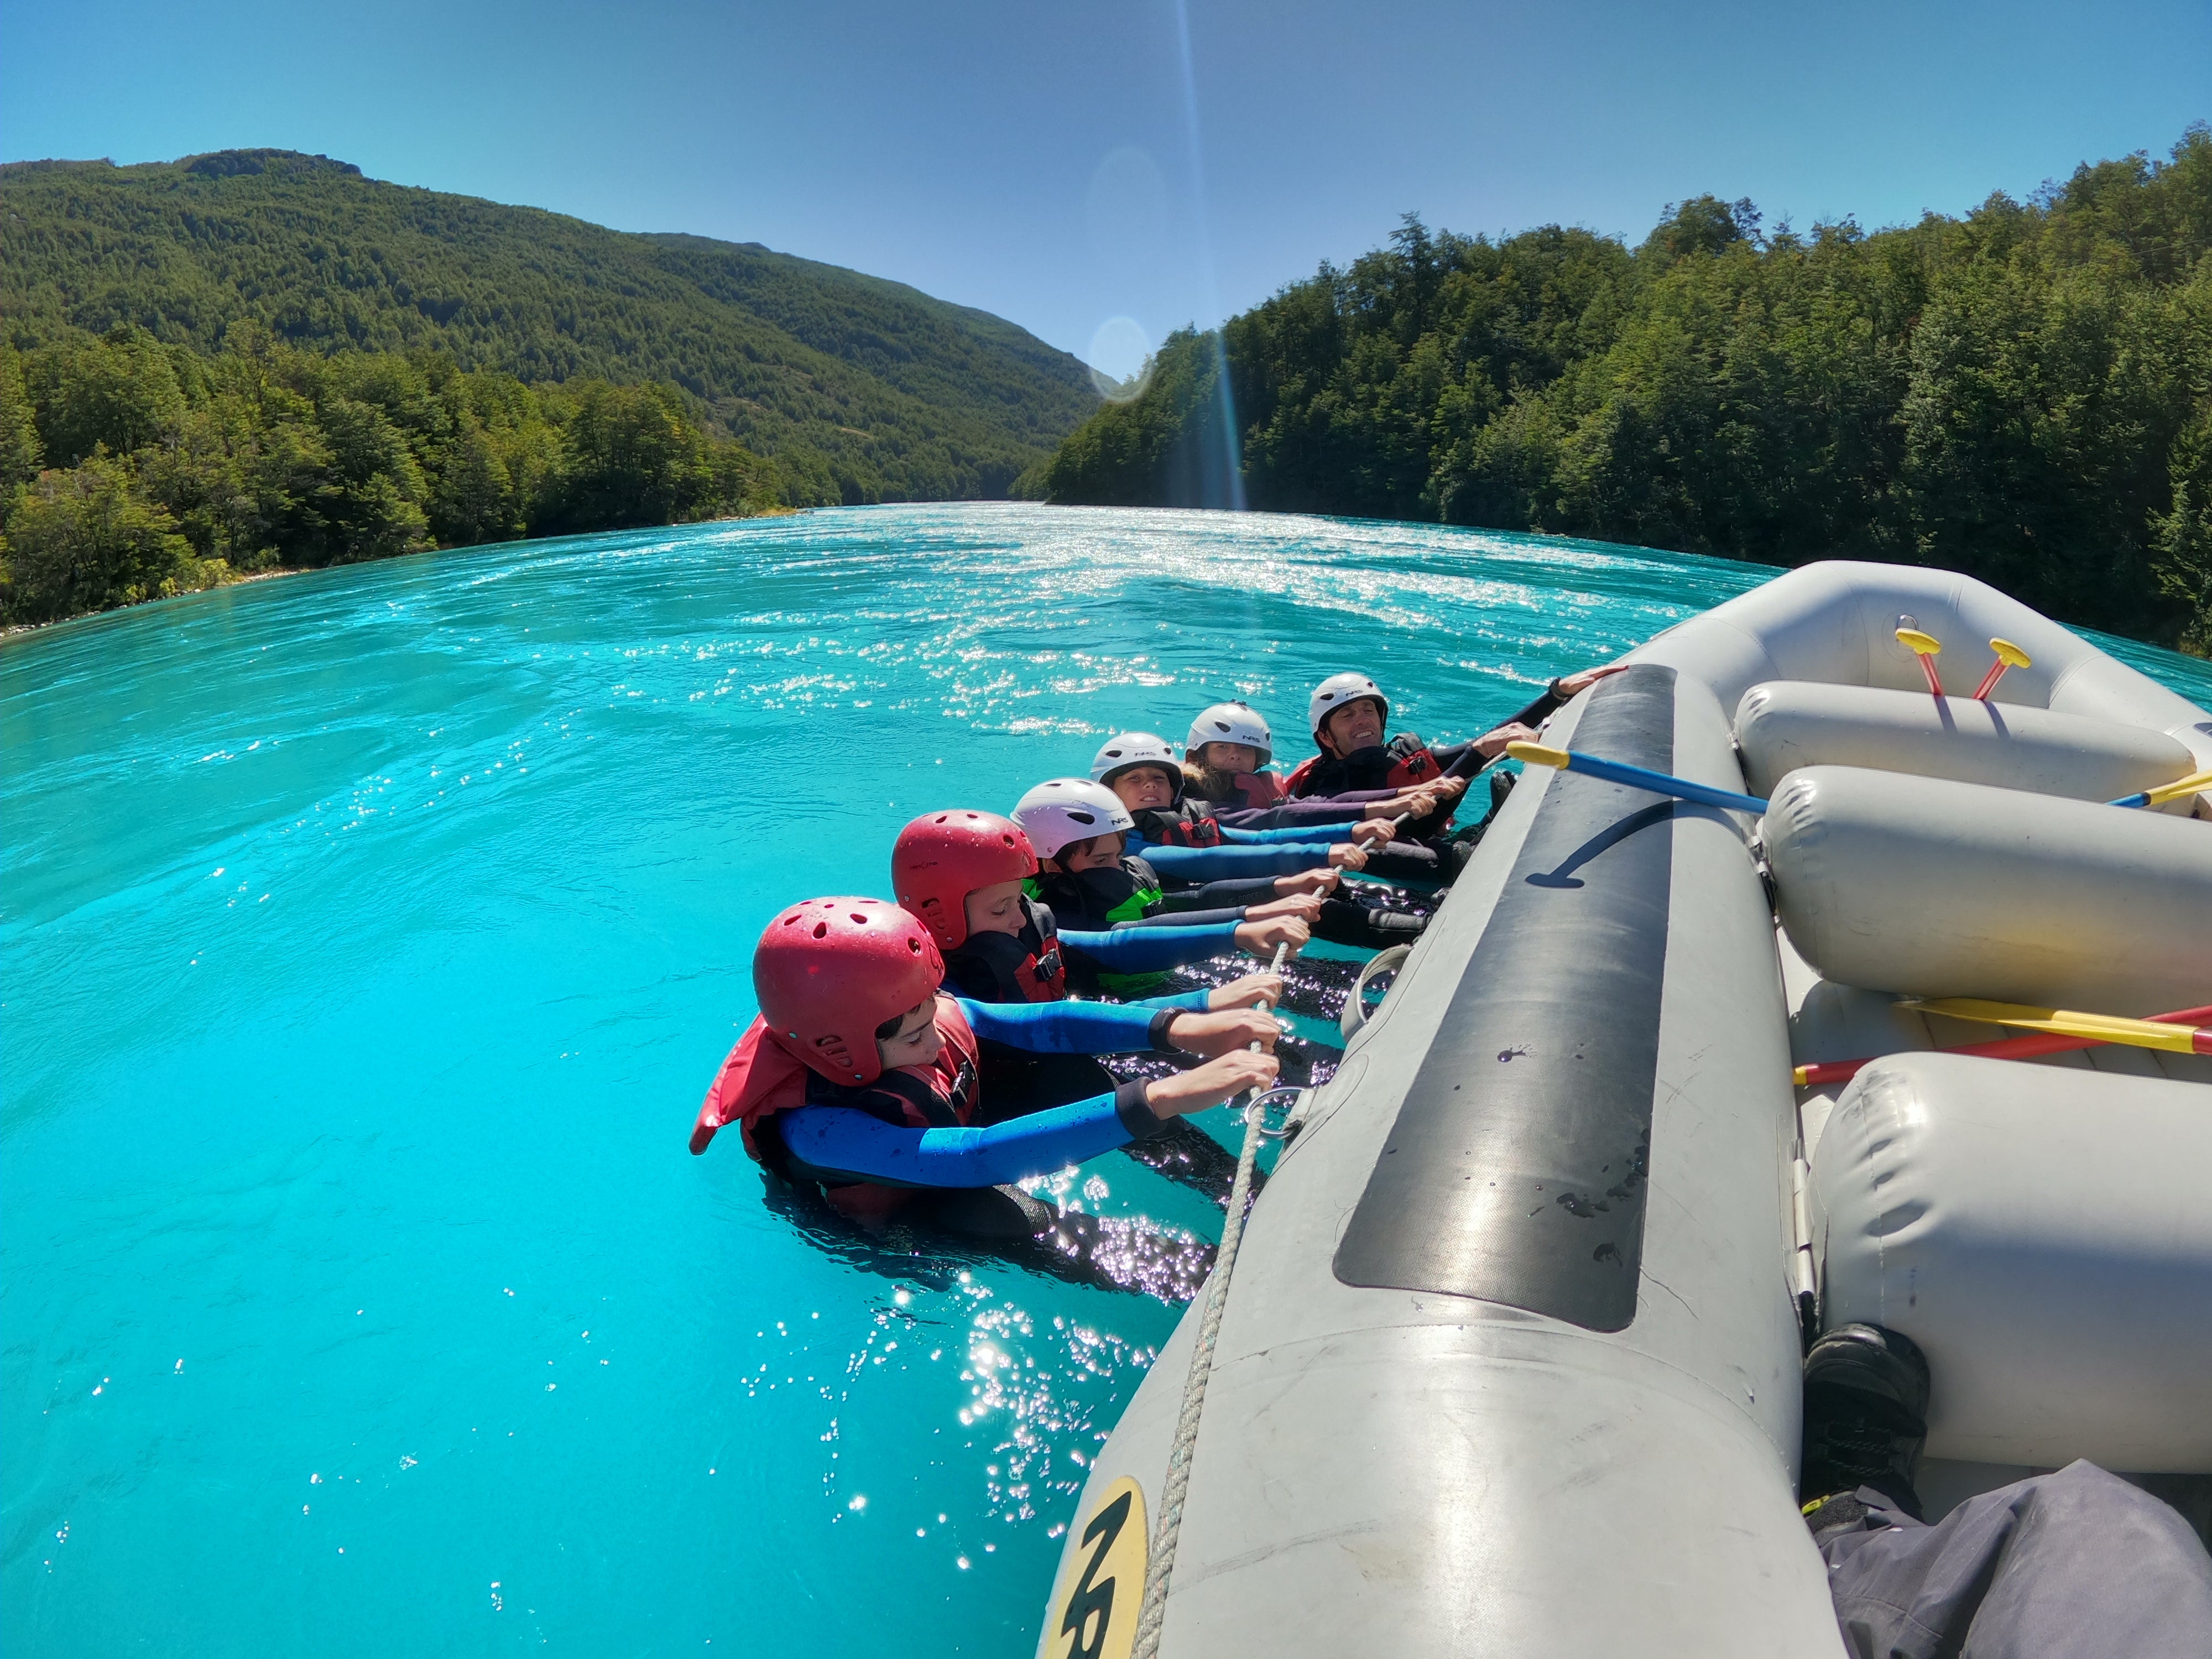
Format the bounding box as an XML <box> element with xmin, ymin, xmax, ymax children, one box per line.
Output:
<box><xmin>1017</xmin><ymin>775</ymin><xmax>1426</xmax><ymax>958</ymax></box>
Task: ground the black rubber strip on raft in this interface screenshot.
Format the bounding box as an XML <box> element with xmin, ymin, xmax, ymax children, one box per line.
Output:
<box><xmin>1332</xmin><ymin>665</ymin><xmax>1676</xmax><ymax>1332</ymax></box>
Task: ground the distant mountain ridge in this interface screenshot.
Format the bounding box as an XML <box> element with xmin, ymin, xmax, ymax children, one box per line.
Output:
<box><xmin>0</xmin><ymin>148</ymin><xmax>1098</xmax><ymax>500</ymax></box>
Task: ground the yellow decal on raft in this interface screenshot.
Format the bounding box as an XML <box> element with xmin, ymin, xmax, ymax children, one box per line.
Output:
<box><xmin>1042</xmin><ymin>1475</ymin><xmax>1147</xmax><ymax>1659</ymax></box>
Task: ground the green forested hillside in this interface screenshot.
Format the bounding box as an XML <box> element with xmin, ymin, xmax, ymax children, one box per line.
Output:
<box><xmin>1</xmin><ymin>149</ymin><xmax>1098</xmax><ymax>503</ymax></box>
<box><xmin>1033</xmin><ymin>127</ymin><xmax>2212</xmax><ymax>651</ymax></box>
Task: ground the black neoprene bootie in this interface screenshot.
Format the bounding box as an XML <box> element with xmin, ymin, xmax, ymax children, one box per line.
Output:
<box><xmin>1314</xmin><ymin>898</ymin><xmax>1427</xmax><ymax>947</ymax></box>
<box><xmin>1360</xmin><ymin>907</ymin><xmax>1426</xmax><ymax>941</ymax></box>
<box><xmin>1800</xmin><ymin>1322</ymin><xmax>1932</xmax><ymax>1521</ymax></box>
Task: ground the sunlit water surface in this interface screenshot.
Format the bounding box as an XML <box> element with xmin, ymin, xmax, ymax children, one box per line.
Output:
<box><xmin>7</xmin><ymin>504</ymin><xmax>2208</xmax><ymax>1656</ymax></box>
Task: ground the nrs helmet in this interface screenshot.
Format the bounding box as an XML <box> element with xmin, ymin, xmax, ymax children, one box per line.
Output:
<box><xmin>1011</xmin><ymin>778</ymin><xmax>1135</xmax><ymax>862</ymax></box>
<box><xmin>1090</xmin><ymin>732</ymin><xmax>1183</xmax><ymax>803</ymax></box>
<box><xmin>1186</xmin><ymin>701</ymin><xmax>1272</xmax><ymax>766</ymax></box>
<box><xmin>1309</xmin><ymin>672</ymin><xmax>1387</xmax><ymax>740</ymax></box>
<box><xmin>754</xmin><ymin>896</ymin><xmax>943</xmax><ymax>1087</ymax></box>
<box><xmin>892</xmin><ymin>810</ymin><xmax>1038</xmax><ymax>951</ymax></box>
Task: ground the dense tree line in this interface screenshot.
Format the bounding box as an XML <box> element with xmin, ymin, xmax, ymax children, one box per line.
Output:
<box><xmin>1032</xmin><ymin>128</ymin><xmax>2212</xmax><ymax>651</ymax></box>
<box><xmin>1</xmin><ymin>149</ymin><xmax>1097</xmax><ymax>507</ymax></box>
<box><xmin>0</xmin><ymin>324</ymin><xmax>787</xmax><ymax>625</ymax></box>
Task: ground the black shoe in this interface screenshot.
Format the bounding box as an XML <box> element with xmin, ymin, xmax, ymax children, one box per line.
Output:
<box><xmin>1799</xmin><ymin>1323</ymin><xmax>1931</xmax><ymax>1520</ymax></box>
<box><xmin>1360</xmin><ymin>907</ymin><xmax>1427</xmax><ymax>941</ymax></box>
<box><xmin>1489</xmin><ymin>768</ymin><xmax>1517</xmax><ymax>815</ymax></box>
<box><xmin>1313</xmin><ymin>897</ymin><xmax>1427</xmax><ymax>948</ymax></box>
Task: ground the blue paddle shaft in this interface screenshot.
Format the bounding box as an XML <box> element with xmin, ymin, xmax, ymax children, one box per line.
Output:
<box><xmin>1561</xmin><ymin>750</ymin><xmax>1770</xmax><ymax>815</ymax></box>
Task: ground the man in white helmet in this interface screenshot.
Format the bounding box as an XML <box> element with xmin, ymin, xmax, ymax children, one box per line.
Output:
<box><xmin>1181</xmin><ymin>700</ymin><xmax>1444</xmax><ymax>830</ymax></box>
<box><xmin>1288</xmin><ymin>665</ymin><xmax>1630</xmax><ymax>843</ymax></box>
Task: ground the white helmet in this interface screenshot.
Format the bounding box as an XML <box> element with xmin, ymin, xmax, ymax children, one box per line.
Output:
<box><xmin>1011</xmin><ymin>778</ymin><xmax>1135</xmax><ymax>860</ymax></box>
<box><xmin>1309</xmin><ymin>672</ymin><xmax>1387</xmax><ymax>737</ymax></box>
<box><xmin>1185</xmin><ymin>701</ymin><xmax>1272</xmax><ymax>766</ymax></box>
<box><xmin>1091</xmin><ymin>732</ymin><xmax>1182</xmax><ymax>795</ymax></box>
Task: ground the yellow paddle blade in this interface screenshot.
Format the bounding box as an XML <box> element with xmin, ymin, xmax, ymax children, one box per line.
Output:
<box><xmin>1895</xmin><ymin>628</ymin><xmax>1943</xmax><ymax>655</ymax></box>
<box><xmin>1505</xmin><ymin>740</ymin><xmax>1571</xmax><ymax>769</ymax></box>
<box><xmin>2141</xmin><ymin>767</ymin><xmax>2212</xmax><ymax>808</ymax></box>
<box><xmin>1989</xmin><ymin>637</ymin><xmax>2032</xmax><ymax>669</ymax></box>
<box><xmin>1911</xmin><ymin>998</ymin><xmax>2203</xmax><ymax>1055</ymax></box>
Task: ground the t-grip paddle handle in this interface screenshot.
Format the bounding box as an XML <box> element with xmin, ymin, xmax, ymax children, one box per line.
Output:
<box><xmin>1506</xmin><ymin>741</ymin><xmax>1770</xmax><ymax>816</ymax></box>
<box><xmin>1896</xmin><ymin>627</ymin><xmax>1945</xmax><ymax>697</ymax></box>
<box><xmin>1971</xmin><ymin>638</ymin><xmax>2030</xmax><ymax>701</ymax></box>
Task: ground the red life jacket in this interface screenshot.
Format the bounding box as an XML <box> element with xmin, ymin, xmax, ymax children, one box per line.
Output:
<box><xmin>1132</xmin><ymin>802</ymin><xmax>1225</xmax><ymax>848</ymax></box>
<box><xmin>690</xmin><ymin>997</ymin><xmax>984</xmax><ymax>1220</ymax></box>
<box><xmin>1230</xmin><ymin>770</ymin><xmax>1286</xmax><ymax>810</ymax></box>
<box><xmin>1285</xmin><ymin>733</ymin><xmax>1442</xmax><ymax>796</ymax></box>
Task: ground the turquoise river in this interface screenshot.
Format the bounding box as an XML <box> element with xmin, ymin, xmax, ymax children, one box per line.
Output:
<box><xmin>7</xmin><ymin>503</ymin><xmax>2209</xmax><ymax>1657</ymax></box>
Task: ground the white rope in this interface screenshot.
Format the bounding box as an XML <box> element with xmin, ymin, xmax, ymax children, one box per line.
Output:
<box><xmin>1130</xmin><ymin>942</ymin><xmax>1289</xmax><ymax>1659</ymax></box>
<box><xmin>1129</xmin><ymin>816</ymin><xmax>1412</xmax><ymax>1654</ymax></box>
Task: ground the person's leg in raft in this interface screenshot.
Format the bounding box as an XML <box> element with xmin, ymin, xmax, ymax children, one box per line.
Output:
<box><xmin>1357</xmin><ymin>841</ymin><xmax>1441</xmax><ymax>884</ymax></box>
<box><xmin>1801</xmin><ymin>1323</ymin><xmax>2212</xmax><ymax>1658</ymax></box>
<box><xmin>909</xmin><ymin>1185</ymin><xmax>1214</xmax><ymax>1302</ymax></box>
<box><xmin>1815</xmin><ymin>1465</ymin><xmax>2212</xmax><ymax>1659</ymax></box>
<box><xmin>978</xmin><ymin>1049</ymin><xmax>1247</xmax><ymax>1206</ymax></box>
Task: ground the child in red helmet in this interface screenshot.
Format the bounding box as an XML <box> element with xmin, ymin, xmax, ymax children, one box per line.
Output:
<box><xmin>894</xmin><ymin>810</ymin><xmax>1298</xmax><ymax>1205</ymax></box>
<box><xmin>690</xmin><ymin>897</ymin><xmax>1278</xmax><ymax>1298</ymax></box>
<box><xmin>893</xmin><ymin>809</ymin><xmax>1299</xmax><ymax>1010</ymax></box>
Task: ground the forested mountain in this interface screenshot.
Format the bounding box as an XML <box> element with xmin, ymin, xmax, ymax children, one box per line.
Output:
<box><xmin>1032</xmin><ymin>127</ymin><xmax>2212</xmax><ymax>651</ymax></box>
<box><xmin>1</xmin><ymin>149</ymin><xmax>1098</xmax><ymax>503</ymax></box>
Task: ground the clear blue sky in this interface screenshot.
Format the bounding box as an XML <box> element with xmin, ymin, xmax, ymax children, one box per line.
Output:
<box><xmin>4</xmin><ymin>0</ymin><xmax>2205</xmax><ymax>378</ymax></box>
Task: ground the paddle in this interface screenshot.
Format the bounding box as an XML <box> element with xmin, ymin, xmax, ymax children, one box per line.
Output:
<box><xmin>1971</xmin><ymin>638</ymin><xmax>2031</xmax><ymax>701</ymax></box>
<box><xmin>1506</xmin><ymin>740</ymin><xmax>1770</xmax><ymax>815</ymax></box>
<box><xmin>1897</xmin><ymin>627</ymin><xmax>1945</xmax><ymax>697</ymax></box>
<box><xmin>1793</xmin><ymin>1001</ymin><xmax>2212</xmax><ymax>1087</ymax></box>
<box><xmin>1906</xmin><ymin>997</ymin><xmax>2212</xmax><ymax>1056</ymax></box>
<box><xmin>2106</xmin><ymin>766</ymin><xmax>2212</xmax><ymax>809</ymax></box>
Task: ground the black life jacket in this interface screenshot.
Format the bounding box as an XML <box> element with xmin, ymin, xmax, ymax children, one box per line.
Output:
<box><xmin>945</xmin><ymin>898</ymin><xmax>1067</xmax><ymax>1004</ymax></box>
<box><xmin>1285</xmin><ymin>732</ymin><xmax>1441</xmax><ymax>797</ymax></box>
<box><xmin>1024</xmin><ymin>859</ymin><xmax>1172</xmax><ymax>995</ymax></box>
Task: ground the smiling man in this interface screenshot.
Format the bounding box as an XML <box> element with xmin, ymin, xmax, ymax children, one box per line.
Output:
<box><xmin>1285</xmin><ymin>665</ymin><xmax>1630</xmax><ymax>840</ymax></box>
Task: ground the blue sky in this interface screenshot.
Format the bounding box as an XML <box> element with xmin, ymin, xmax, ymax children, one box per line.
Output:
<box><xmin>4</xmin><ymin>0</ymin><xmax>2205</xmax><ymax>378</ymax></box>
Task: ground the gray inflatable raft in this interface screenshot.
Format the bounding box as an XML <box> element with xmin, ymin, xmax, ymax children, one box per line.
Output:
<box><xmin>1035</xmin><ymin>561</ymin><xmax>2212</xmax><ymax>1658</ymax></box>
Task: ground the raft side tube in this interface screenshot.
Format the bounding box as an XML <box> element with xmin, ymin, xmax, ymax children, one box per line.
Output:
<box><xmin>1763</xmin><ymin>766</ymin><xmax>2212</xmax><ymax>1013</ymax></box>
<box><xmin>1812</xmin><ymin>1053</ymin><xmax>2212</xmax><ymax>1472</ymax></box>
<box><xmin>1039</xmin><ymin>667</ymin><xmax>1837</xmax><ymax>1658</ymax></box>
<box><xmin>1734</xmin><ymin>680</ymin><xmax>2196</xmax><ymax>803</ymax></box>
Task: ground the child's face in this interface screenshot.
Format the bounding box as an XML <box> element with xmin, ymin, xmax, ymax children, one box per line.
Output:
<box><xmin>1321</xmin><ymin>697</ymin><xmax>1385</xmax><ymax>757</ymax></box>
<box><xmin>963</xmin><ymin>879</ymin><xmax>1026</xmax><ymax>939</ymax></box>
<box><xmin>875</xmin><ymin>998</ymin><xmax>944</xmax><ymax>1072</ymax></box>
<box><xmin>1198</xmin><ymin>742</ymin><xmax>1260</xmax><ymax>774</ymax></box>
<box><xmin>1053</xmin><ymin>832</ymin><xmax>1125</xmax><ymax>874</ymax></box>
<box><xmin>1109</xmin><ymin>765</ymin><xmax>1177</xmax><ymax>811</ymax></box>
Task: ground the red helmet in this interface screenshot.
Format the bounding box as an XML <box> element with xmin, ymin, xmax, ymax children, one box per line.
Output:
<box><xmin>753</xmin><ymin>896</ymin><xmax>945</xmax><ymax>1087</ymax></box>
<box><xmin>892</xmin><ymin>811</ymin><xmax>1039</xmax><ymax>951</ymax></box>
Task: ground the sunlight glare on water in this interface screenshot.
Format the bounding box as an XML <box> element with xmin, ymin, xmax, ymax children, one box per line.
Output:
<box><xmin>6</xmin><ymin>503</ymin><xmax>2206</xmax><ymax>1656</ymax></box>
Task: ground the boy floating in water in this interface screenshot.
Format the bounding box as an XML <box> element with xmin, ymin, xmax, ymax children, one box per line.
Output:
<box><xmin>689</xmin><ymin>896</ymin><xmax>1277</xmax><ymax>1299</ymax></box>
